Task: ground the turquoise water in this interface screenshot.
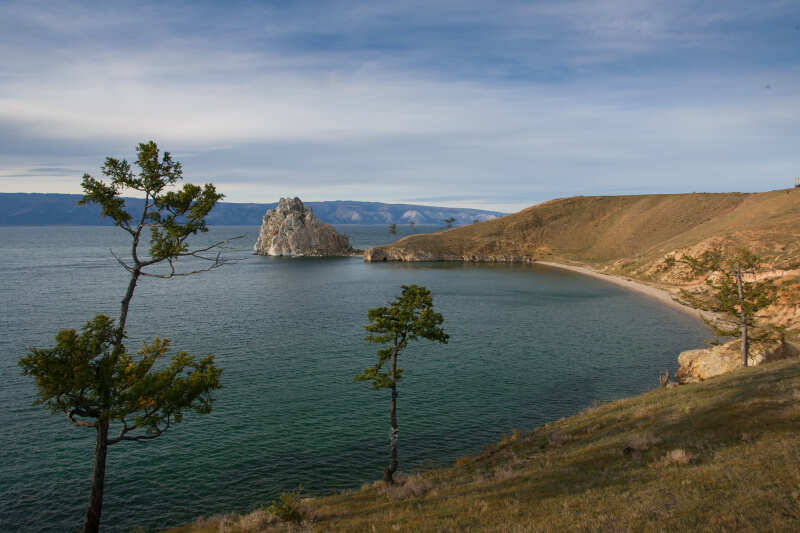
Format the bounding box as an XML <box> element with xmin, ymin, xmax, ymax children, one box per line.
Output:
<box><xmin>0</xmin><ymin>225</ymin><xmax>708</xmax><ymax>532</ymax></box>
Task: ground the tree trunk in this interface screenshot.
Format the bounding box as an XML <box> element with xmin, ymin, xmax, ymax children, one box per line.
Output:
<box><xmin>735</xmin><ymin>264</ymin><xmax>749</xmax><ymax>367</ymax></box>
<box><xmin>384</xmin><ymin>346</ymin><xmax>399</xmax><ymax>484</ymax></box>
<box><xmin>116</xmin><ymin>268</ymin><xmax>140</xmax><ymax>344</ymax></box>
<box><xmin>83</xmin><ymin>420</ymin><xmax>109</xmax><ymax>533</ymax></box>
<box><xmin>384</xmin><ymin>385</ymin><xmax>398</xmax><ymax>484</ymax></box>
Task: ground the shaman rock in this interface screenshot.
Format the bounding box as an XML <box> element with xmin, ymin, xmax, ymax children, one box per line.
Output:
<box><xmin>254</xmin><ymin>197</ymin><xmax>354</xmax><ymax>257</ymax></box>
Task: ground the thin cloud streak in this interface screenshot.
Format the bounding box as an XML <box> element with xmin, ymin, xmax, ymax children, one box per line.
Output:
<box><xmin>1</xmin><ymin>1</ymin><xmax>798</xmax><ymax>212</ymax></box>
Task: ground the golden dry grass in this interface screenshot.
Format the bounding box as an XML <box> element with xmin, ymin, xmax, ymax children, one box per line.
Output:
<box><xmin>367</xmin><ymin>188</ymin><xmax>800</xmax><ymax>338</ymax></box>
<box><xmin>371</xmin><ymin>189</ymin><xmax>800</xmax><ymax>267</ymax></box>
<box><xmin>167</xmin><ymin>357</ymin><xmax>800</xmax><ymax>533</ymax></box>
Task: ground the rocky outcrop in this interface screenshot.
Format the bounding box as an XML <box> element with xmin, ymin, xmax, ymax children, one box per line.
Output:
<box><xmin>675</xmin><ymin>339</ymin><xmax>800</xmax><ymax>384</ymax></box>
<box><xmin>363</xmin><ymin>246</ymin><xmax>534</xmax><ymax>263</ymax></box>
<box><xmin>253</xmin><ymin>197</ymin><xmax>354</xmax><ymax>257</ymax></box>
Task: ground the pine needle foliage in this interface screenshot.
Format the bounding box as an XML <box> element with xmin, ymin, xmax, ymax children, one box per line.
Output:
<box><xmin>356</xmin><ymin>285</ymin><xmax>449</xmax><ymax>390</ymax></box>
<box><xmin>680</xmin><ymin>247</ymin><xmax>777</xmax><ymax>366</ymax></box>
<box><xmin>18</xmin><ymin>141</ymin><xmax>231</xmax><ymax>533</ymax></box>
<box><xmin>355</xmin><ymin>284</ymin><xmax>449</xmax><ymax>484</ymax></box>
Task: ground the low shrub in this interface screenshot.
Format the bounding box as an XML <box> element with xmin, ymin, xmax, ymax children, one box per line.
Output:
<box><xmin>265</xmin><ymin>489</ymin><xmax>303</xmax><ymax>523</ymax></box>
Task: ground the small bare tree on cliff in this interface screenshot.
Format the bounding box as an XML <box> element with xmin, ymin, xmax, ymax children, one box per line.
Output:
<box><xmin>19</xmin><ymin>141</ymin><xmax>238</xmax><ymax>533</ymax></box>
<box><xmin>355</xmin><ymin>285</ymin><xmax>448</xmax><ymax>484</ymax></box>
<box><xmin>679</xmin><ymin>248</ymin><xmax>777</xmax><ymax>366</ymax></box>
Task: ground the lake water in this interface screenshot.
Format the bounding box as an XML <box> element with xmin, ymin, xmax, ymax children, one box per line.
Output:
<box><xmin>0</xmin><ymin>225</ymin><xmax>708</xmax><ymax>532</ymax></box>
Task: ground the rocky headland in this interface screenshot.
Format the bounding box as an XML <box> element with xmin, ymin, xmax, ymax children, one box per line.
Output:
<box><xmin>363</xmin><ymin>189</ymin><xmax>800</xmax><ymax>340</ymax></box>
<box><xmin>253</xmin><ymin>197</ymin><xmax>354</xmax><ymax>257</ymax></box>
<box><xmin>364</xmin><ymin>189</ymin><xmax>800</xmax><ymax>383</ymax></box>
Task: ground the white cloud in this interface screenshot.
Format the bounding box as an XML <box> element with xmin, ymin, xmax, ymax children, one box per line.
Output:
<box><xmin>1</xmin><ymin>1</ymin><xmax>798</xmax><ymax>211</ymax></box>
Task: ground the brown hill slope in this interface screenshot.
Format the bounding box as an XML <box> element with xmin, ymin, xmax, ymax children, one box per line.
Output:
<box><xmin>365</xmin><ymin>189</ymin><xmax>798</xmax><ymax>265</ymax></box>
<box><xmin>365</xmin><ymin>188</ymin><xmax>800</xmax><ymax>336</ymax></box>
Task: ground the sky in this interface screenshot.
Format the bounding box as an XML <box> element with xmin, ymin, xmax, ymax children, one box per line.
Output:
<box><xmin>1</xmin><ymin>1</ymin><xmax>798</xmax><ymax>212</ymax></box>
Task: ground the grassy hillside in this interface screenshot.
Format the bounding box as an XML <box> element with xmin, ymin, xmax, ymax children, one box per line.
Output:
<box><xmin>168</xmin><ymin>357</ymin><xmax>800</xmax><ymax>532</ymax></box>
<box><xmin>366</xmin><ymin>189</ymin><xmax>800</xmax><ymax>338</ymax></box>
<box><xmin>367</xmin><ymin>189</ymin><xmax>799</xmax><ymax>265</ymax></box>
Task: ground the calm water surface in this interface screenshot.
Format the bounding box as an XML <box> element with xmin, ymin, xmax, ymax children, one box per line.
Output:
<box><xmin>0</xmin><ymin>225</ymin><xmax>708</xmax><ymax>532</ymax></box>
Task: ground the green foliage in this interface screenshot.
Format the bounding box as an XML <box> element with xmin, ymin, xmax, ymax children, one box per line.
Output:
<box><xmin>700</xmin><ymin>315</ymin><xmax>738</xmax><ymax>345</ymax></box>
<box><xmin>696</xmin><ymin>249</ymin><xmax>775</xmax><ymax>327</ymax></box>
<box><xmin>19</xmin><ymin>141</ymin><xmax>231</xmax><ymax>533</ymax></box>
<box><xmin>265</xmin><ymin>489</ymin><xmax>304</xmax><ymax>523</ymax></box>
<box><xmin>676</xmin><ymin>289</ymin><xmax>711</xmax><ymax>311</ymax></box>
<box><xmin>19</xmin><ymin>141</ymin><xmax>227</xmax><ymax>442</ymax></box>
<box><xmin>443</xmin><ymin>216</ymin><xmax>456</xmax><ymax>228</ymax></box>
<box><xmin>679</xmin><ymin>249</ymin><xmax>718</xmax><ymax>276</ymax></box>
<box><xmin>19</xmin><ymin>315</ymin><xmax>221</xmax><ymax>441</ymax></box>
<box><xmin>679</xmin><ymin>247</ymin><xmax>761</xmax><ymax>277</ymax></box>
<box><xmin>389</xmin><ymin>223</ymin><xmax>397</xmax><ymax>235</ymax></box>
<box><xmin>656</xmin><ymin>254</ymin><xmax>676</xmax><ymax>272</ymax></box>
<box><xmin>18</xmin><ymin>141</ymin><xmax>230</xmax><ymax>531</ymax></box>
<box><xmin>79</xmin><ymin>140</ymin><xmax>224</xmax><ymax>268</ymax></box>
<box><xmin>355</xmin><ymin>285</ymin><xmax>448</xmax><ymax>389</ymax></box>
<box><xmin>681</xmin><ymin>247</ymin><xmax>778</xmax><ymax>345</ymax></box>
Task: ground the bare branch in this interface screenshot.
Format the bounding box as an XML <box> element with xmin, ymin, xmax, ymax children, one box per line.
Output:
<box><xmin>119</xmin><ymin>222</ymin><xmax>136</xmax><ymax>237</ymax></box>
<box><xmin>139</xmin><ymin>258</ymin><xmax>243</xmax><ymax>278</ymax></box>
<box><xmin>173</xmin><ymin>234</ymin><xmax>247</xmax><ymax>257</ymax></box>
<box><xmin>107</xmin><ymin>415</ymin><xmax>171</xmax><ymax>445</ymax></box>
<box><xmin>109</xmin><ymin>248</ymin><xmax>135</xmax><ymax>272</ymax></box>
<box><xmin>137</xmin><ymin>234</ymin><xmax>246</xmax><ymax>278</ymax></box>
<box><xmin>67</xmin><ymin>409</ymin><xmax>97</xmax><ymax>428</ymax></box>
<box><xmin>137</xmin><ymin>234</ymin><xmax>245</xmax><ymax>268</ymax></box>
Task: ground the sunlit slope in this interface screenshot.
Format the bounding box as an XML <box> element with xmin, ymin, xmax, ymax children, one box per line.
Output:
<box><xmin>366</xmin><ymin>189</ymin><xmax>800</xmax><ymax>268</ymax></box>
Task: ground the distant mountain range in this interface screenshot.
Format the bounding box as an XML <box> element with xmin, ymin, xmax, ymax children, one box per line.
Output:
<box><xmin>0</xmin><ymin>193</ymin><xmax>505</xmax><ymax>226</ymax></box>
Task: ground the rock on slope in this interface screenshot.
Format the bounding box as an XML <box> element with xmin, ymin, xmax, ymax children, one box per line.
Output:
<box><xmin>675</xmin><ymin>338</ymin><xmax>799</xmax><ymax>383</ymax></box>
<box><xmin>253</xmin><ymin>197</ymin><xmax>354</xmax><ymax>257</ymax></box>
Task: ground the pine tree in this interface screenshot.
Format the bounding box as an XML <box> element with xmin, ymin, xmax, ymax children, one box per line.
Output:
<box><xmin>19</xmin><ymin>141</ymin><xmax>236</xmax><ymax>533</ymax></box>
<box><xmin>355</xmin><ymin>285</ymin><xmax>448</xmax><ymax>484</ymax></box>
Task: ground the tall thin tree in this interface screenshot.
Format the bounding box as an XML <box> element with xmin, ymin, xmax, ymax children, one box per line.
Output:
<box><xmin>355</xmin><ymin>285</ymin><xmax>448</xmax><ymax>484</ymax></box>
<box><xmin>19</xmin><ymin>141</ymin><xmax>238</xmax><ymax>533</ymax></box>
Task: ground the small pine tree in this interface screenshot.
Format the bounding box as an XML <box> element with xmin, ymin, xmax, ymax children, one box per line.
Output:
<box><xmin>679</xmin><ymin>247</ymin><xmax>777</xmax><ymax>366</ymax></box>
<box><xmin>355</xmin><ymin>285</ymin><xmax>448</xmax><ymax>484</ymax></box>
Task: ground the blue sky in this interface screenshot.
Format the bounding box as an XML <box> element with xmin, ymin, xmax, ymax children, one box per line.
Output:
<box><xmin>1</xmin><ymin>0</ymin><xmax>798</xmax><ymax>212</ymax></box>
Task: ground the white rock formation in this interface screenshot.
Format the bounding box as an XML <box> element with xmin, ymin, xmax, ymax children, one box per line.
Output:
<box><xmin>253</xmin><ymin>197</ymin><xmax>354</xmax><ymax>257</ymax></box>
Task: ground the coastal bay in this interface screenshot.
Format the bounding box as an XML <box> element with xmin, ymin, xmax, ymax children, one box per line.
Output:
<box><xmin>0</xmin><ymin>225</ymin><xmax>708</xmax><ymax>532</ymax></box>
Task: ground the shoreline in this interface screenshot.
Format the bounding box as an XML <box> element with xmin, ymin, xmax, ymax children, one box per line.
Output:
<box><xmin>535</xmin><ymin>260</ymin><xmax>717</xmax><ymax>325</ymax></box>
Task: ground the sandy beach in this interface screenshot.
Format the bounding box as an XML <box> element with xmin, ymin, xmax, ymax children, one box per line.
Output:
<box><xmin>535</xmin><ymin>261</ymin><xmax>718</xmax><ymax>325</ymax></box>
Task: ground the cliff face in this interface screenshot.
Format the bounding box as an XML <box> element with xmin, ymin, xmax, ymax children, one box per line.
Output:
<box><xmin>253</xmin><ymin>197</ymin><xmax>354</xmax><ymax>257</ymax></box>
<box><xmin>363</xmin><ymin>245</ymin><xmax>534</xmax><ymax>263</ymax></box>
